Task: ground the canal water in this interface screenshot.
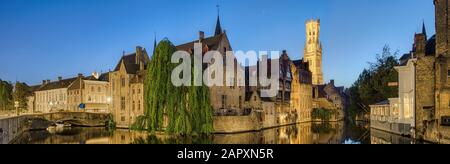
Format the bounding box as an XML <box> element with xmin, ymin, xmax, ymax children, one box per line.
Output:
<box><xmin>11</xmin><ymin>122</ymin><xmax>417</xmax><ymax>144</ymax></box>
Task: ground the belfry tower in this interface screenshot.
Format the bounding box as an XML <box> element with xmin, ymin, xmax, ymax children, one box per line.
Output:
<box><xmin>304</xmin><ymin>19</ymin><xmax>324</xmax><ymax>85</ymax></box>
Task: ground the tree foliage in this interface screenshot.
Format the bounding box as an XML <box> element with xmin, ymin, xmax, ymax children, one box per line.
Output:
<box><xmin>142</xmin><ymin>39</ymin><xmax>214</xmax><ymax>135</ymax></box>
<box><xmin>13</xmin><ymin>82</ymin><xmax>31</xmax><ymax>110</ymax></box>
<box><xmin>348</xmin><ymin>45</ymin><xmax>399</xmax><ymax>119</ymax></box>
<box><xmin>0</xmin><ymin>79</ymin><xmax>13</xmax><ymax>111</ymax></box>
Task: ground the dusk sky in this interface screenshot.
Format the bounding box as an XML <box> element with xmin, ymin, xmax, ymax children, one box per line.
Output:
<box><xmin>0</xmin><ymin>0</ymin><xmax>435</xmax><ymax>87</ymax></box>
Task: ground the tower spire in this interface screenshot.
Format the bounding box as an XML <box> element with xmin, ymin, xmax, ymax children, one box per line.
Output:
<box><xmin>422</xmin><ymin>20</ymin><xmax>427</xmax><ymax>39</ymax></box>
<box><xmin>215</xmin><ymin>4</ymin><xmax>223</xmax><ymax>36</ymax></box>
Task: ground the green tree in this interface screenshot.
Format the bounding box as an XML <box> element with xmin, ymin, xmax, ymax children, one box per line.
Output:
<box><xmin>0</xmin><ymin>79</ymin><xmax>13</xmax><ymax>111</ymax></box>
<box><xmin>141</xmin><ymin>39</ymin><xmax>214</xmax><ymax>135</ymax></box>
<box><xmin>348</xmin><ymin>45</ymin><xmax>399</xmax><ymax>120</ymax></box>
<box><xmin>13</xmin><ymin>82</ymin><xmax>31</xmax><ymax>111</ymax></box>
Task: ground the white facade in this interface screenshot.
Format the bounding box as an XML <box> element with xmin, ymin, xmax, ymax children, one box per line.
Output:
<box><xmin>35</xmin><ymin>88</ymin><xmax>68</xmax><ymax>113</ymax></box>
<box><xmin>394</xmin><ymin>59</ymin><xmax>416</xmax><ymax>127</ymax></box>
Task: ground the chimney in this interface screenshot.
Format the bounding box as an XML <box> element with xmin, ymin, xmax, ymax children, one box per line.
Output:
<box><xmin>140</xmin><ymin>60</ymin><xmax>145</xmax><ymax>71</ymax></box>
<box><xmin>330</xmin><ymin>79</ymin><xmax>335</xmax><ymax>85</ymax></box>
<box><xmin>199</xmin><ymin>31</ymin><xmax>205</xmax><ymax>41</ymax></box>
<box><xmin>136</xmin><ymin>46</ymin><xmax>143</xmax><ymax>65</ymax></box>
<box><xmin>58</xmin><ymin>76</ymin><xmax>62</xmax><ymax>81</ymax></box>
<box><xmin>46</xmin><ymin>79</ymin><xmax>51</xmax><ymax>84</ymax></box>
<box><xmin>42</xmin><ymin>80</ymin><xmax>46</xmax><ymax>85</ymax></box>
<box><xmin>78</xmin><ymin>73</ymin><xmax>84</xmax><ymax>78</ymax></box>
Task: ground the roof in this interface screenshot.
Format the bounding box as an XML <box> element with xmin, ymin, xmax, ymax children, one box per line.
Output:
<box><xmin>314</xmin><ymin>85</ymin><xmax>327</xmax><ymax>98</ymax></box>
<box><xmin>176</xmin><ymin>33</ymin><xmax>225</xmax><ymax>52</ymax></box>
<box><xmin>372</xmin><ymin>100</ymin><xmax>390</xmax><ymax>106</ymax></box>
<box><xmin>399</xmin><ymin>53</ymin><xmax>412</xmax><ymax>66</ymax></box>
<box><xmin>114</xmin><ymin>48</ymin><xmax>150</xmax><ymax>74</ymax></box>
<box><xmin>36</xmin><ymin>77</ymin><xmax>77</xmax><ymax>91</ymax></box>
<box><xmin>426</xmin><ymin>35</ymin><xmax>436</xmax><ymax>56</ymax></box>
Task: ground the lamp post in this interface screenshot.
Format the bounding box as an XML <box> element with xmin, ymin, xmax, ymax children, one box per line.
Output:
<box><xmin>14</xmin><ymin>101</ymin><xmax>19</xmax><ymax>116</ymax></box>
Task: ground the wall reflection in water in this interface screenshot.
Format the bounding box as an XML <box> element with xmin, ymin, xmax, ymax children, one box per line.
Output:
<box><xmin>11</xmin><ymin>122</ymin><xmax>417</xmax><ymax>144</ymax></box>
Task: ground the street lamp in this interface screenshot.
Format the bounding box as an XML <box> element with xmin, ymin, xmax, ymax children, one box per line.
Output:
<box><xmin>14</xmin><ymin>101</ymin><xmax>19</xmax><ymax>116</ymax></box>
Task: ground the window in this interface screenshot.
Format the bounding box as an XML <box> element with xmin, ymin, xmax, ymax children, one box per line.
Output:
<box><xmin>138</xmin><ymin>88</ymin><xmax>141</xmax><ymax>94</ymax></box>
<box><xmin>121</xmin><ymin>116</ymin><xmax>125</xmax><ymax>122</ymax></box>
<box><xmin>88</xmin><ymin>96</ymin><xmax>92</xmax><ymax>102</ymax></box>
<box><xmin>447</xmin><ymin>69</ymin><xmax>450</xmax><ymax>77</ymax></box>
<box><xmin>239</xmin><ymin>96</ymin><xmax>242</xmax><ymax>109</ymax></box>
<box><xmin>132</xmin><ymin>101</ymin><xmax>135</xmax><ymax>111</ymax></box>
<box><xmin>121</xmin><ymin>97</ymin><xmax>125</xmax><ymax>111</ymax></box>
<box><xmin>132</xmin><ymin>89</ymin><xmax>135</xmax><ymax>95</ymax></box>
<box><xmin>221</xmin><ymin>95</ymin><xmax>227</xmax><ymax>109</ymax></box>
<box><xmin>121</xmin><ymin>77</ymin><xmax>126</xmax><ymax>87</ymax></box>
<box><xmin>138</xmin><ymin>101</ymin><xmax>141</xmax><ymax>111</ymax></box>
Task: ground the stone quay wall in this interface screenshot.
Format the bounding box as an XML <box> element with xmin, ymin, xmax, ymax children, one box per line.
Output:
<box><xmin>371</xmin><ymin>120</ymin><xmax>411</xmax><ymax>136</ymax></box>
<box><xmin>0</xmin><ymin>112</ymin><xmax>110</xmax><ymax>144</ymax></box>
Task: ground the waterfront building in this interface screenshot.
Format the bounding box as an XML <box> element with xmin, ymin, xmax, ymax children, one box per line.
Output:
<box><xmin>312</xmin><ymin>80</ymin><xmax>347</xmax><ymax>121</ymax></box>
<box><xmin>290</xmin><ymin>59</ymin><xmax>313</xmax><ymax>122</ymax></box>
<box><xmin>109</xmin><ymin>46</ymin><xmax>149</xmax><ymax>128</ymax></box>
<box><xmin>34</xmin><ymin>77</ymin><xmax>77</xmax><ymax>113</ymax></box>
<box><xmin>67</xmin><ymin>72</ymin><xmax>110</xmax><ymax>113</ymax></box>
<box><xmin>176</xmin><ymin>16</ymin><xmax>245</xmax><ymax>116</ymax></box>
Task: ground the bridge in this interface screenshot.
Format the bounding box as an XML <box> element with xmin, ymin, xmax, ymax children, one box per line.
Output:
<box><xmin>0</xmin><ymin>112</ymin><xmax>111</xmax><ymax>144</ymax></box>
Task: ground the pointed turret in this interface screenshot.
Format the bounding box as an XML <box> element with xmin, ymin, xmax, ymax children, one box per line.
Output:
<box><xmin>215</xmin><ymin>15</ymin><xmax>223</xmax><ymax>36</ymax></box>
<box><xmin>422</xmin><ymin>21</ymin><xmax>427</xmax><ymax>39</ymax></box>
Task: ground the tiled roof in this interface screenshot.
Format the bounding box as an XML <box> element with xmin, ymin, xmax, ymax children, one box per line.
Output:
<box><xmin>176</xmin><ymin>33</ymin><xmax>225</xmax><ymax>52</ymax></box>
<box><xmin>36</xmin><ymin>77</ymin><xmax>77</xmax><ymax>91</ymax></box>
<box><xmin>114</xmin><ymin>49</ymin><xmax>150</xmax><ymax>74</ymax></box>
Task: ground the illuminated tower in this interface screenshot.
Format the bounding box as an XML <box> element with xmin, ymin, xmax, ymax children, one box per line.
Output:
<box><xmin>304</xmin><ymin>19</ymin><xmax>324</xmax><ymax>85</ymax></box>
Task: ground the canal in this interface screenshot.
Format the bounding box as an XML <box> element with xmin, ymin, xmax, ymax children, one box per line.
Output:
<box><xmin>10</xmin><ymin>122</ymin><xmax>417</xmax><ymax>144</ymax></box>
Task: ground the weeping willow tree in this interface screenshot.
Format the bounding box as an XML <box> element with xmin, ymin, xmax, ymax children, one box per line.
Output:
<box><xmin>145</xmin><ymin>39</ymin><xmax>178</xmax><ymax>133</ymax></box>
<box><xmin>142</xmin><ymin>39</ymin><xmax>214</xmax><ymax>135</ymax></box>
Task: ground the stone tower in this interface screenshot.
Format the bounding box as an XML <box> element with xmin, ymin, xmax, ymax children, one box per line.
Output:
<box><xmin>304</xmin><ymin>19</ymin><xmax>324</xmax><ymax>85</ymax></box>
<box><xmin>434</xmin><ymin>0</ymin><xmax>450</xmax><ymax>124</ymax></box>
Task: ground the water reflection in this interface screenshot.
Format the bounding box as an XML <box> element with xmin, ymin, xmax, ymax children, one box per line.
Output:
<box><xmin>11</xmin><ymin>122</ymin><xmax>417</xmax><ymax>144</ymax></box>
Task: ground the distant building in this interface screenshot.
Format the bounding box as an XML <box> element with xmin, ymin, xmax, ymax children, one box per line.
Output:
<box><xmin>312</xmin><ymin>80</ymin><xmax>347</xmax><ymax>121</ymax></box>
<box><xmin>67</xmin><ymin>73</ymin><xmax>110</xmax><ymax>113</ymax></box>
<box><xmin>304</xmin><ymin>19</ymin><xmax>324</xmax><ymax>85</ymax></box>
<box><xmin>34</xmin><ymin>77</ymin><xmax>77</xmax><ymax>113</ymax></box>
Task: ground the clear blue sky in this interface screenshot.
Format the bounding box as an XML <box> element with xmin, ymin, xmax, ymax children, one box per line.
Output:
<box><xmin>0</xmin><ymin>0</ymin><xmax>435</xmax><ymax>87</ymax></box>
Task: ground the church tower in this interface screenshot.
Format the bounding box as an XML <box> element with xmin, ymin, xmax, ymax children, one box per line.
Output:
<box><xmin>304</xmin><ymin>19</ymin><xmax>324</xmax><ymax>85</ymax></box>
